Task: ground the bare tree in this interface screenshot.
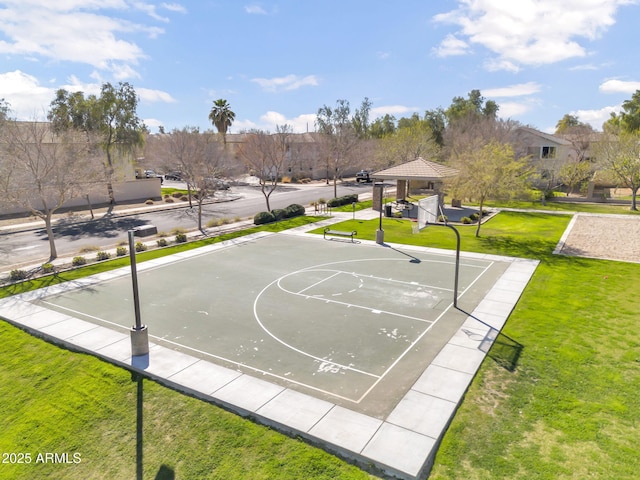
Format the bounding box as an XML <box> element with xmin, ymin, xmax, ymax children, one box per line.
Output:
<box><xmin>165</xmin><ymin>127</ymin><xmax>226</xmax><ymax>230</ymax></box>
<box><xmin>376</xmin><ymin>121</ymin><xmax>440</xmax><ymax>167</ymax></box>
<box><xmin>316</xmin><ymin>100</ymin><xmax>360</xmax><ymax>197</ymax></box>
<box><xmin>0</xmin><ymin>120</ymin><xmax>102</xmax><ymax>260</ymax></box>
<box><xmin>238</xmin><ymin>125</ymin><xmax>292</xmax><ymax>212</ymax></box>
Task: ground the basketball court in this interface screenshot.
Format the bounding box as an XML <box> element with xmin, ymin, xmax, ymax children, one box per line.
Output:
<box><xmin>0</xmin><ymin>207</ymin><xmax>539</xmax><ymax>478</ymax></box>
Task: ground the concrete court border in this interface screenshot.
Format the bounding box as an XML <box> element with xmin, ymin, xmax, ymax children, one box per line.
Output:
<box><xmin>0</xmin><ymin>223</ymin><xmax>538</xmax><ymax>479</ymax></box>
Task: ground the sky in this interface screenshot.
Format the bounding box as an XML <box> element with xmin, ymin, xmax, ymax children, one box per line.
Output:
<box><xmin>1</xmin><ymin>0</ymin><xmax>640</xmax><ymax>135</ymax></box>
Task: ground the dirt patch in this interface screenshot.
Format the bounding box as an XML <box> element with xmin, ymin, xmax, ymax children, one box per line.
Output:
<box><xmin>558</xmin><ymin>215</ymin><xmax>640</xmax><ymax>263</ymax></box>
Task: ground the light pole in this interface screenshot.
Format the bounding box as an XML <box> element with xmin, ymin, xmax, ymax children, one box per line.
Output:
<box><xmin>128</xmin><ymin>230</ymin><xmax>149</xmax><ymax>356</ymax></box>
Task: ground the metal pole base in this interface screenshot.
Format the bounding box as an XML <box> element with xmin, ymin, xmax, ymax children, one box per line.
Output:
<box><xmin>376</xmin><ymin>229</ymin><xmax>385</xmax><ymax>245</ymax></box>
<box><xmin>130</xmin><ymin>325</ymin><xmax>149</xmax><ymax>356</ymax></box>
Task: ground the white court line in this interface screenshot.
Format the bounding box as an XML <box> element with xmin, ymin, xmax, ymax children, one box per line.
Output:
<box><xmin>39</xmin><ymin>299</ymin><xmax>365</xmax><ymax>403</ymax></box>
<box><xmin>296</xmin><ymin>271</ymin><xmax>342</xmax><ymax>295</ymax></box>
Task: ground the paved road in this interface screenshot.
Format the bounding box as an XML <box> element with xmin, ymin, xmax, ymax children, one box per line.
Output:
<box><xmin>0</xmin><ymin>182</ymin><xmax>375</xmax><ymax>270</ymax></box>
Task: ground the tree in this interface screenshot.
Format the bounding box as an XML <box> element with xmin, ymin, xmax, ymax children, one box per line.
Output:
<box><xmin>445</xmin><ymin>89</ymin><xmax>498</xmax><ymax>125</ymax></box>
<box><xmin>48</xmin><ymin>82</ymin><xmax>145</xmax><ymax>204</ymax></box>
<box><xmin>238</xmin><ymin>125</ymin><xmax>292</xmax><ymax>211</ymax></box>
<box><xmin>369</xmin><ymin>114</ymin><xmax>396</xmax><ymax>138</ymax></box>
<box><xmin>165</xmin><ymin>127</ymin><xmax>225</xmax><ymax>229</ymax></box>
<box><xmin>424</xmin><ymin>108</ymin><xmax>447</xmax><ymax>147</ymax></box>
<box><xmin>352</xmin><ymin>97</ymin><xmax>372</xmax><ymax>139</ymax></box>
<box><xmin>377</xmin><ymin>120</ymin><xmax>440</xmax><ymax>167</ymax></box>
<box><xmin>558</xmin><ymin>157</ymin><xmax>593</xmax><ymax>196</ymax></box>
<box><xmin>594</xmin><ymin>132</ymin><xmax>640</xmax><ymax>210</ymax></box>
<box><xmin>447</xmin><ymin>141</ymin><xmax>530</xmax><ymax>237</ymax></box>
<box><xmin>0</xmin><ymin>120</ymin><xmax>102</xmax><ymax>260</ymax></box>
<box><xmin>604</xmin><ymin>90</ymin><xmax>640</xmax><ymax>134</ymax></box>
<box><xmin>208</xmin><ymin>99</ymin><xmax>235</xmax><ymax>142</ymax></box>
<box><xmin>555</xmin><ymin>114</ymin><xmax>583</xmax><ymax>134</ymax></box>
<box><xmin>316</xmin><ymin>99</ymin><xmax>360</xmax><ymax>197</ymax></box>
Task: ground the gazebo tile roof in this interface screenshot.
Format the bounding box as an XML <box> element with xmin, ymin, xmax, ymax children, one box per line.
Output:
<box><xmin>373</xmin><ymin>157</ymin><xmax>458</xmax><ymax>181</ymax></box>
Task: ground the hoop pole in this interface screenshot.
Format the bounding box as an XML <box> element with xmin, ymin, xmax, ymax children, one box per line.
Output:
<box><xmin>427</xmin><ymin>223</ymin><xmax>460</xmax><ymax>308</ymax></box>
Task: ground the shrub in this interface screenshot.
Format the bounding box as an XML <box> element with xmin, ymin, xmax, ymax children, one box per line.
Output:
<box><xmin>171</xmin><ymin>227</ymin><xmax>186</xmax><ymax>235</ymax></box>
<box><xmin>164</xmin><ymin>197</ymin><xmax>174</xmax><ymax>203</ymax></box>
<box><xmin>116</xmin><ymin>246</ymin><xmax>128</xmax><ymax>257</ymax></box>
<box><xmin>79</xmin><ymin>245</ymin><xmax>99</xmax><ymax>254</ymax></box>
<box><xmin>172</xmin><ymin>192</ymin><xmax>183</xmax><ymax>198</ymax></box>
<box><xmin>157</xmin><ymin>238</ymin><xmax>168</xmax><ymax>247</ymax></box>
<box><xmin>145</xmin><ymin>199</ymin><xmax>154</xmax><ymax>205</ymax></box>
<box><xmin>96</xmin><ymin>251</ymin><xmax>111</xmax><ymax>261</ymax></box>
<box><xmin>254</xmin><ymin>211</ymin><xmax>276</xmax><ymax>225</ymax></box>
<box><xmin>175</xmin><ymin>233</ymin><xmax>187</xmax><ymax>243</ymax></box>
<box><xmin>461</xmin><ymin>216</ymin><xmax>472</xmax><ymax>224</ymax></box>
<box><xmin>135</xmin><ymin>242</ymin><xmax>147</xmax><ymax>252</ymax></box>
<box><xmin>437</xmin><ymin>214</ymin><xmax>448</xmax><ymax>223</ymax></box>
<box><xmin>281</xmin><ymin>176</ymin><xmax>292</xmax><ymax>183</ymax></box>
<box><xmin>318</xmin><ymin>198</ymin><xmax>326</xmax><ymax>205</ymax></box>
<box><xmin>284</xmin><ymin>203</ymin><xmax>305</xmax><ymax>218</ymax></box>
<box><xmin>469</xmin><ymin>212</ymin><xmax>480</xmax><ymax>221</ymax></box>
<box><xmin>41</xmin><ymin>263</ymin><xmax>54</xmax><ymax>274</ymax></box>
<box><xmin>72</xmin><ymin>256</ymin><xmax>86</xmax><ymax>266</ymax></box>
<box><xmin>327</xmin><ymin>194</ymin><xmax>358</xmax><ymax>208</ymax></box>
<box><xmin>271</xmin><ymin>209</ymin><xmax>286</xmax><ymax>221</ymax></box>
<box><xmin>180</xmin><ymin>196</ymin><xmax>188</xmax><ymax>201</ymax></box>
<box><xmin>10</xmin><ymin>269</ymin><xmax>28</xmax><ymax>281</ymax></box>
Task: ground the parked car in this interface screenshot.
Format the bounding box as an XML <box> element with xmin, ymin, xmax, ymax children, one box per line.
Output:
<box><xmin>145</xmin><ymin>170</ymin><xmax>163</xmax><ymax>184</ymax></box>
<box><xmin>164</xmin><ymin>171</ymin><xmax>182</xmax><ymax>181</ymax></box>
<box><xmin>203</xmin><ymin>177</ymin><xmax>230</xmax><ymax>190</ymax></box>
<box><xmin>355</xmin><ymin>170</ymin><xmax>373</xmax><ymax>183</ymax></box>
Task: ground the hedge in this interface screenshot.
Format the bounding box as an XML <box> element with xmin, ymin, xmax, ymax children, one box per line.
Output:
<box><xmin>327</xmin><ymin>194</ymin><xmax>358</xmax><ymax>208</ymax></box>
<box><xmin>254</xmin><ymin>203</ymin><xmax>306</xmax><ymax>225</ymax></box>
<box><xmin>254</xmin><ymin>211</ymin><xmax>276</xmax><ymax>225</ymax></box>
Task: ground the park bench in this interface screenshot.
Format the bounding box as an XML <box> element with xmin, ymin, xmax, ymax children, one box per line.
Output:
<box><xmin>323</xmin><ymin>227</ymin><xmax>357</xmax><ymax>242</ymax></box>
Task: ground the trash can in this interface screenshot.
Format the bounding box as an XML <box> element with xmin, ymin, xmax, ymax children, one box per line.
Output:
<box><xmin>385</xmin><ymin>204</ymin><xmax>392</xmax><ymax>217</ymax></box>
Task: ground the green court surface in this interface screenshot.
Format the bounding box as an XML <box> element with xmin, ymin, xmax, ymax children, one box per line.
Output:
<box><xmin>35</xmin><ymin>232</ymin><xmax>510</xmax><ymax>418</ymax></box>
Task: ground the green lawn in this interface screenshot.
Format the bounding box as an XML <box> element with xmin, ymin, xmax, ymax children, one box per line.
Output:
<box><xmin>312</xmin><ymin>212</ymin><xmax>640</xmax><ymax>479</ymax></box>
<box><xmin>2</xmin><ymin>211</ymin><xmax>639</xmax><ymax>479</ymax></box>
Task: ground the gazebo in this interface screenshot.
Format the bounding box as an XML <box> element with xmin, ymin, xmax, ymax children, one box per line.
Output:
<box><xmin>371</xmin><ymin>157</ymin><xmax>458</xmax><ymax>214</ymax></box>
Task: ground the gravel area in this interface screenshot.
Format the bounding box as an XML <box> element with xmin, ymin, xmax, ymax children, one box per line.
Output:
<box><xmin>558</xmin><ymin>214</ymin><xmax>640</xmax><ymax>263</ymax></box>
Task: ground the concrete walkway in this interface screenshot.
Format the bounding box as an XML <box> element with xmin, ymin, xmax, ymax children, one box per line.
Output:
<box><xmin>0</xmin><ymin>211</ymin><xmax>538</xmax><ymax>479</ymax></box>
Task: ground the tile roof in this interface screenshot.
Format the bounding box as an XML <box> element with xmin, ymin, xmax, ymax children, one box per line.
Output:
<box><xmin>373</xmin><ymin>157</ymin><xmax>458</xmax><ymax>180</ymax></box>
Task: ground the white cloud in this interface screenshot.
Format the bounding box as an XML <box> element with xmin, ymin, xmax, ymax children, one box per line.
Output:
<box><xmin>432</xmin><ymin>34</ymin><xmax>469</xmax><ymax>57</ymax></box>
<box><xmin>599</xmin><ymin>79</ymin><xmax>640</xmax><ymax>93</ymax></box>
<box><xmin>483</xmin><ymin>82</ymin><xmax>542</xmax><ymax>98</ymax></box>
<box><xmin>497</xmin><ymin>101</ymin><xmax>536</xmax><ymax>119</ymax></box>
<box><xmin>244</xmin><ymin>5</ymin><xmax>268</xmax><ymax>15</ymax></box>
<box><xmin>251</xmin><ymin>74</ymin><xmax>319</xmax><ymax>92</ymax></box>
<box><xmin>0</xmin><ymin>0</ymin><xmax>168</xmax><ymax>79</ymax></box>
<box><xmin>233</xmin><ymin>112</ymin><xmax>316</xmax><ymax>133</ymax></box>
<box><xmin>0</xmin><ymin>70</ymin><xmax>54</xmax><ymax>120</ymax></box>
<box><xmin>137</xmin><ymin>87</ymin><xmax>176</xmax><ymax>103</ymax></box>
<box><xmin>370</xmin><ymin>105</ymin><xmax>420</xmax><ymax>118</ymax></box>
<box><xmin>434</xmin><ymin>0</ymin><xmax>636</xmax><ymax>70</ymax></box>
<box><xmin>161</xmin><ymin>3</ymin><xmax>187</xmax><ymax>14</ymax></box>
<box><xmin>572</xmin><ymin>105</ymin><xmax>622</xmax><ymax>130</ymax></box>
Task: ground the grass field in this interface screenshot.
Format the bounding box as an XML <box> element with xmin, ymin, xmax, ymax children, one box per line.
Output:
<box><xmin>2</xmin><ymin>210</ymin><xmax>640</xmax><ymax>479</ymax></box>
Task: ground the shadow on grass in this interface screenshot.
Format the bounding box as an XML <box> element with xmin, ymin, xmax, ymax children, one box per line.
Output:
<box><xmin>477</xmin><ymin>235</ymin><xmax>559</xmax><ymax>261</ymax></box>
<box><xmin>132</xmin><ymin>372</ymin><xmax>175</xmax><ymax>480</ymax></box>
<box><xmin>457</xmin><ymin>309</ymin><xmax>524</xmax><ymax>372</ymax></box>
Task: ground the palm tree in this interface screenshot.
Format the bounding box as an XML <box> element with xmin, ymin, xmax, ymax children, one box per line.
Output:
<box><xmin>208</xmin><ymin>99</ymin><xmax>235</xmax><ymax>142</ymax></box>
